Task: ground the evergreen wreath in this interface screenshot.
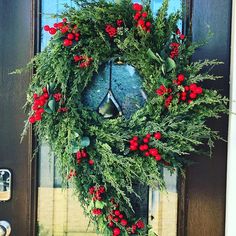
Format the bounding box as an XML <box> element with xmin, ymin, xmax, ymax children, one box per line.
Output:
<box><xmin>20</xmin><ymin>0</ymin><xmax>227</xmax><ymax>235</ymax></box>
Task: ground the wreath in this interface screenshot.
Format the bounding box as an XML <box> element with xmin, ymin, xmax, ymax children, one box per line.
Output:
<box><xmin>21</xmin><ymin>0</ymin><xmax>227</xmax><ymax>235</ymax></box>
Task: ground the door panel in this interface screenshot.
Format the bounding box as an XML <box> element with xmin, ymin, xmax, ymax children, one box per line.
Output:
<box><xmin>0</xmin><ymin>0</ymin><xmax>35</xmax><ymax>235</ymax></box>
<box><xmin>0</xmin><ymin>0</ymin><xmax>231</xmax><ymax>235</ymax></box>
<box><xmin>185</xmin><ymin>0</ymin><xmax>231</xmax><ymax>235</ymax></box>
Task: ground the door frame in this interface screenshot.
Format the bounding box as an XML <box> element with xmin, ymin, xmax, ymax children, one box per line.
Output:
<box><xmin>225</xmin><ymin>0</ymin><xmax>236</xmax><ymax>235</ymax></box>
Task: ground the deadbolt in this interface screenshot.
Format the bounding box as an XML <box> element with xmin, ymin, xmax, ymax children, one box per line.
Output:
<box><xmin>0</xmin><ymin>221</ymin><xmax>11</xmax><ymax>236</ymax></box>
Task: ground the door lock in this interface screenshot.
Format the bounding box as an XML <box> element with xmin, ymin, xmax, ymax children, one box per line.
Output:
<box><xmin>0</xmin><ymin>221</ymin><xmax>11</xmax><ymax>236</ymax></box>
<box><xmin>0</xmin><ymin>169</ymin><xmax>12</xmax><ymax>201</ymax></box>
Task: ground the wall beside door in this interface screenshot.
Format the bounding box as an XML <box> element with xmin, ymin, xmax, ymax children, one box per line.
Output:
<box><xmin>185</xmin><ymin>0</ymin><xmax>231</xmax><ymax>235</ymax></box>
<box><xmin>0</xmin><ymin>0</ymin><xmax>35</xmax><ymax>235</ymax></box>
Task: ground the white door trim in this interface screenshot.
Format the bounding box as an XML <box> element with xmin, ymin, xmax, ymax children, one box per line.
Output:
<box><xmin>225</xmin><ymin>1</ymin><xmax>236</xmax><ymax>235</ymax></box>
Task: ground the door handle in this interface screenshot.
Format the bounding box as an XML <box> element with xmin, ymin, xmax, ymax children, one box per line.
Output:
<box><xmin>0</xmin><ymin>221</ymin><xmax>11</xmax><ymax>236</ymax></box>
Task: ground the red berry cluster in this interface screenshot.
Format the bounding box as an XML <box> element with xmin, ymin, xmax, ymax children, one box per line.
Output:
<box><xmin>129</xmin><ymin>133</ymin><xmax>162</xmax><ymax>161</ymax></box>
<box><xmin>126</xmin><ymin>219</ymin><xmax>145</xmax><ymax>234</ymax></box>
<box><xmin>105</xmin><ymin>19</ymin><xmax>124</xmax><ymax>38</ymax></box>
<box><xmin>169</xmin><ymin>29</ymin><xmax>185</xmax><ymax>59</ymax></box>
<box><xmin>44</xmin><ymin>18</ymin><xmax>80</xmax><ymax>47</ymax></box>
<box><xmin>67</xmin><ymin>169</ymin><xmax>77</xmax><ymax>180</ymax></box>
<box><xmin>156</xmin><ymin>85</ymin><xmax>173</xmax><ymax>108</ymax></box>
<box><xmin>89</xmin><ymin>185</ymin><xmax>106</xmax><ymax>201</ymax></box>
<box><xmin>173</xmin><ymin>73</ymin><xmax>185</xmax><ymax>85</ymax></box>
<box><xmin>116</xmin><ymin>19</ymin><xmax>123</xmax><ymax>27</ymax></box>
<box><xmin>107</xmin><ymin>205</ymin><xmax>145</xmax><ymax>236</ymax></box>
<box><xmin>179</xmin><ymin>83</ymin><xmax>203</xmax><ymax>104</ymax></box>
<box><xmin>53</xmin><ymin>93</ymin><xmax>62</xmax><ymax>102</ymax></box>
<box><xmin>105</xmin><ymin>24</ymin><xmax>118</xmax><ymax>38</ymax></box>
<box><xmin>74</xmin><ymin>55</ymin><xmax>93</xmax><ymax>68</ymax></box>
<box><xmin>132</xmin><ymin>3</ymin><xmax>151</xmax><ymax>32</ymax></box>
<box><xmin>156</xmin><ymin>85</ymin><xmax>172</xmax><ymax>96</ymax></box>
<box><xmin>92</xmin><ymin>208</ymin><xmax>103</xmax><ymax>215</ymax></box>
<box><xmin>170</xmin><ymin>42</ymin><xmax>180</xmax><ymax>59</ymax></box>
<box><xmin>176</xmin><ymin>28</ymin><xmax>185</xmax><ymax>40</ymax></box>
<box><xmin>29</xmin><ymin>87</ymin><xmax>49</xmax><ymax>124</ymax></box>
<box><xmin>76</xmin><ymin>149</ymin><xmax>94</xmax><ymax>165</ymax></box>
<box><xmin>156</xmin><ymin>73</ymin><xmax>204</xmax><ymax>108</ymax></box>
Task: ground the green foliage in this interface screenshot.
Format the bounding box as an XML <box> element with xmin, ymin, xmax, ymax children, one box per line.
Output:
<box><xmin>20</xmin><ymin>0</ymin><xmax>227</xmax><ymax>235</ymax></box>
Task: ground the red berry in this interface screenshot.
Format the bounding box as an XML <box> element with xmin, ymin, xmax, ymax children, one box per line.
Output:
<box><xmin>137</xmin><ymin>19</ymin><xmax>145</xmax><ymax>27</ymax></box>
<box><xmin>29</xmin><ymin>116</ymin><xmax>36</xmax><ymax>124</ymax></box>
<box><xmin>53</xmin><ymin>23</ymin><xmax>58</xmax><ymax>28</ymax></box>
<box><xmin>130</xmin><ymin>145</ymin><xmax>138</xmax><ymax>151</ymax></box>
<box><xmin>120</xmin><ymin>219</ymin><xmax>128</xmax><ymax>226</ymax></box>
<box><xmin>43</xmin><ymin>93</ymin><xmax>49</xmax><ymax>99</ymax></box>
<box><xmin>181</xmin><ymin>96</ymin><xmax>187</xmax><ymax>101</ymax></box>
<box><xmin>62</xmin><ymin>18</ymin><xmax>67</xmax><ymax>22</ymax></box>
<box><xmin>88</xmin><ymin>159</ymin><xmax>94</xmax><ymax>165</ymax></box>
<box><xmin>114</xmin><ymin>217</ymin><xmax>119</xmax><ymax>222</ymax></box>
<box><xmin>146</xmin><ymin>133</ymin><xmax>151</xmax><ymax>138</ymax></box>
<box><xmin>146</xmin><ymin>22</ymin><xmax>151</xmax><ymax>27</ymax></box>
<box><xmin>132</xmin><ymin>3</ymin><xmax>143</xmax><ymax>11</ymax></box>
<box><xmin>180</xmin><ymin>34</ymin><xmax>185</xmax><ymax>40</ymax></box>
<box><xmin>139</xmin><ymin>144</ymin><xmax>149</xmax><ymax>151</ymax></box>
<box><xmin>114</xmin><ymin>210</ymin><xmax>120</xmax><ymax>216</ymax></box>
<box><xmin>177</xmin><ymin>74</ymin><xmax>185</xmax><ymax>82</ymax></box>
<box><xmin>136</xmin><ymin>220</ymin><xmax>145</xmax><ymax>229</ymax></box>
<box><xmin>75</xmin><ymin>37</ymin><xmax>79</xmax><ymax>41</ymax></box>
<box><xmin>33</xmin><ymin>93</ymin><xmax>38</xmax><ymax>99</ymax></box>
<box><xmin>49</xmin><ymin>28</ymin><xmax>57</xmax><ymax>35</ymax></box>
<box><xmin>155</xmin><ymin>154</ymin><xmax>162</xmax><ymax>161</ymax></box>
<box><xmin>38</xmin><ymin>108</ymin><xmax>44</xmax><ymax>114</ymax></box>
<box><xmin>142</xmin><ymin>12</ymin><xmax>148</xmax><ymax>18</ymax></box>
<box><xmin>113</xmin><ymin>228</ymin><xmax>121</xmax><ymax>235</ymax></box>
<box><xmin>32</xmin><ymin>104</ymin><xmax>38</xmax><ymax>111</ymax></box>
<box><xmin>42</xmin><ymin>87</ymin><xmax>47</xmax><ymax>93</ymax></box>
<box><xmin>76</xmin><ymin>151</ymin><xmax>82</xmax><ymax>159</ymax></box>
<box><xmin>189</xmin><ymin>83</ymin><xmax>197</xmax><ymax>91</ymax></box>
<box><xmin>132</xmin><ymin>224</ymin><xmax>137</xmax><ymax>233</ymax></box>
<box><xmin>144</xmin><ymin>151</ymin><xmax>150</xmax><ymax>157</ymax></box>
<box><xmin>108</xmin><ymin>221</ymin><xmax>114</xmax><ymax>228</ymax></box>
<box><xmin>74</xmin><ymin>55</ymin><xmax>80</xmax><ymax>62</ymax></box>
<box><xmin>134</xmin><ymin>12</ymin><xmax>141</xmax><ymax>21</ymax></box>
<box><xmin>43</xmin><ymin>25</ymin><xmax>50</xmax><ymax>31</ymax></box>
<box><xmin>60</xmin><ymin>27</ymin><xmax>68</xmax><ymax>34</ymax></box>
<box><xmin>196</xmin><ymin>87</ymin><xmax>203</xmax><ymax>94</ymax></box>
<box><xmin>63</xmin><ymin>39</ymin><xmax>72</xmax><ymax>47</ymax></box>
<box><xmin>149</xmin><ymin>148</ymin><xmax>158</xmax><ymax>157</ymax></box>
<box><xmin>184</xmin><ymin>86</ymin><xmax>189</xmax><ymax>91</ymax></box>
<box><xmin>67</xmin><ymin>33</ymin><xmax>74</xmax><ymax>40</ymax></box>
<box><xmin>154</xmin><ymin>132</ymin><xmax>162</xmax><ymax>140</ymax></box>
<box><xmin>35</xmin><ymin>114</ymin><xmax>42</xmax><ymax>121</ymax></box>
<box><xmin>189</xmin><ymin>93</ymin><xmax>197</xmax><ymax>99</ymax></box>
<box><xmin>119</xmin><ymin>214</ymin><xmax>124</xmax><ymax>219</ymax></box>
<box><xmin>143</xmin><ymin>138</ymin><xmax>149</xmax><ymax>143</ymax></box>
<box><xmin>39</xmin><ymin>100</ymin><xmax>45</xmax><ymax>106</ymax></box>
<box><xmin>81</xmin><ymin>150</ymin><xmax>87</xmax><ymax>158</ymax></box>
<box><xmin>133</xmin><ymin>136</ymin><xmax>138</xmax><ymax>141</ymax></box>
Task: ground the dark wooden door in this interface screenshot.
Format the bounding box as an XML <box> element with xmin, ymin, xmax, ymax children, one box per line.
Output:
<box><xmin>0</xmin><ymin>0</ymin><xmax>231</xmax><ymax>235</ymax></box>
<box><xmin>0</xmin><ymin>0</ymin><xmax>36</xmax><ymax>235</ymax></box>
<box><xmin>184</xmin><ymin>0</ymin><xmax>231</xmax><ymax>235</ymax></box>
